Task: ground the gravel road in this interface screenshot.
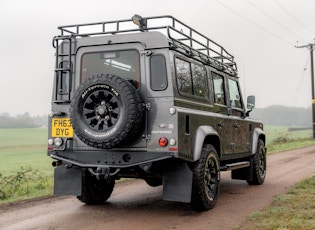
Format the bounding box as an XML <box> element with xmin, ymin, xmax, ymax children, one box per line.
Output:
<box><xmin>1</xmin><ymin>145</ymin><xmax>315</xmax><ymax>230</ymax></box>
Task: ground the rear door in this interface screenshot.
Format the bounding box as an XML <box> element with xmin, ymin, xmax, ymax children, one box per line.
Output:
<box><xmin>227</xmin><ymin>78</ymin><xmax>250</xmax><ymax>154</ymax></box>
<box><xmin>75</xmin><ymin>43</ymin><xmax>148</xmax><ymax>148</ymax></box>
<box><xmin>212</xmin><ymin>72</ymin><xmax>234</xmax><ymax>155</ymax></box>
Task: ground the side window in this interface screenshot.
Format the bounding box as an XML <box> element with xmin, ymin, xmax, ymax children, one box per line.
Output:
<box><xmin>175</xmin><ymin>58</ymin><xmax>209</xmax><ymax>99</ymax></box>
<box><xmin>191</xmin><ymin>63</ymin><xmax>209</xmax><ymax>98</ymax></box>
<box><xmin>228</xmin><ymin>79</ymin><xmax>242</xmax><ymax>109</ymax></box>
<box><xmin>176</xmin><ymin>58</ymin><xmax>192</xmax><ymax>94</ymax></box>
<box><xmin>212</xmin><ymin>73</ymin><xmax>226</xmax><ymax>105</ymax></box>
<box><xmin>150</xmin><ymin>55</ymin><xmax>167</xmax><ymax>91</ymax></box>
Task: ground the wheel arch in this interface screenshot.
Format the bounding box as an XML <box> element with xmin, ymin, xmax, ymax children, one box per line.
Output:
<box><xmin>191</xmin><ymin>125</ymin><xmax>221</xmax><ymax>162</ymax></box>
<box><xmin>251</xmin><ymin>127</ymin><xmax>266</xmax><ymax>154</ymax></box>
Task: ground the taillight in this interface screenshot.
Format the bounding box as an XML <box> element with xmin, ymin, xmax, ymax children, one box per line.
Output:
<box><xmin>159</xmin><ymin>137</ymin><xmax>168</xmax><ymax>147</ymax></box>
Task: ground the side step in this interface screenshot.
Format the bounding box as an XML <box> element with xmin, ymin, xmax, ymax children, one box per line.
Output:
<box><xmin>220</xmin><ymin>161</ymin><xmax>250</xmax><ymax>171</ymax></box>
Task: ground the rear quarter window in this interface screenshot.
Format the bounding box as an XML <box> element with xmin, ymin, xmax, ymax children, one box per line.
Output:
<box><xmin>150</xmin><ymin>55</ymin><xmax>168</xmax><ymax>91</ymax></box>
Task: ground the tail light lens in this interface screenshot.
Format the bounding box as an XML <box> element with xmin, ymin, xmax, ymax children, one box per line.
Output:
<box><xmin>159</xmin><ymin>137</ymin><xmax>168</xmax><ymax>147</ymax></box>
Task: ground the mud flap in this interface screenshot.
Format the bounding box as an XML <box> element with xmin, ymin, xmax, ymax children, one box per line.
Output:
<box><xmin>54</xmin><ymin>165</ymin><xmax>82</xmax><ymax>196</ymax></box>
<box><xmin>162</xmin><ymin>163</ymin><xmax>193</xmax><ymax>203</ymax></box>
<box><xmin>231</xmin><ymin>158</ymin><xmax>253</xmax><ymax>181</ymax></box>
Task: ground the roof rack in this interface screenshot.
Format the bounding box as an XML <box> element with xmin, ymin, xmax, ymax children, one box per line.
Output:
<box><xmin>57</xmin><ymin>15</ymin><xmax>237</xmax><ymax>75</ymax></box>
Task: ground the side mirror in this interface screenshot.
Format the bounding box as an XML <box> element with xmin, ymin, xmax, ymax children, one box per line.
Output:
<box><xmin>245</xmin><ymin>96</ymin><xmax>255</xmax><ymax>117</ymax></box>
<box><xmin>247</xmin><ymin>95</ymin><xmax>255</xmax><ymax>110</ymax></box>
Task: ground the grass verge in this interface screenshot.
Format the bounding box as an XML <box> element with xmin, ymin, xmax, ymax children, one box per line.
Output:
<box><xmin>0</xmin><ymin>167</ymin><xmax>53</xmax><ymax>203</ymax></box>
<box><xmin>235</xmin><ymin>126</ymin><xmax>315</xmax><ymax>229</ymax></box>
<box><xmin>0</xmin><ymin>128</ymin><xmax>53</xmax><ymax>204</ymax></box>
<box><xmin>266</xmin><ymin>126</ymin><xmax>315</xmax><ymax>153</ymax></box>
<box><xmin>237</xmin><ymin>174</ymin><xmax>315</xmax><ymax>230</ymax></box>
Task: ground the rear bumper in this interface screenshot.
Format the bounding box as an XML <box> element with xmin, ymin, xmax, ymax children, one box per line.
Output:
<box><xmin>49</xmin><ymin>150</ymin><xmax>173</xmax><ymax>168</ymax></box>
<box><xmin>50</xmin><ymin>150</ymin><xmax>193</xmax><ymax>203</ymax></box>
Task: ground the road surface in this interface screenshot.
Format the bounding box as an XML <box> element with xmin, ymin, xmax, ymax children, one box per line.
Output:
<box><xmin>1</xmin><ymin>145</ymin><xmax>315</xmax><ymax>230</ymax></box>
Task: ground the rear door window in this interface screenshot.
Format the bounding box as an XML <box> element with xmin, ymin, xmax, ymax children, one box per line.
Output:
<box><xmin>228</xmin><ymin>78</ymin><xmax>242</xmax><ymax>109</ymax></box>
<box><xmin>81</xmin><ymin>50</ymin><xmax>140</xmax><ymax>88</ymax></box>
<box><xmin>212</xmin><ymin>73</ymin><xmax>226</xmax><ymax>105</ymax></box>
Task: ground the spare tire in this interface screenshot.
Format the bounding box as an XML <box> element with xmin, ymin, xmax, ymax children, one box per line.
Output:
<box><xmin>70</xmin><ymin>74</ymin><xmax>144</xmax><ymax>149</ymax></box>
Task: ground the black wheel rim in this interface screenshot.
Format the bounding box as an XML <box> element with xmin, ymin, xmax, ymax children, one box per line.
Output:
<box><xmin>204</xmin><ymin>155</ymin><xmax>219</xmax><ymax>201</ymax></box>
<box><xmin>82</xmin><ymin>89</ymin><xmax>120</xmax><ymax>131</ymax></box>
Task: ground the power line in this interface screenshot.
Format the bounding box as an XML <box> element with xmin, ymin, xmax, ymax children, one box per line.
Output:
<box><xmin>291</xmin><ymin>55</ymin><xmax>309</xmax><ymax>107</ymax></box>
<box><xmin>246</xmin><ymin>0</ymin><xmax>307</xmax><ymax>43</ymax></box>
<box><xmin>213</xmin><ymin>0</ymin><xmax>295</xmax><ymax>47</ymax></box>
<box><xmin>273</xmin><ymin>0</ymin><xmax>315</xmax><ymax>37</ymax></box>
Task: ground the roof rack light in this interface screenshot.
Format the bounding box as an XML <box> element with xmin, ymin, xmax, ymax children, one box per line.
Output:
<box><xmin>132</xmin><ymin>14</ymin><xmax>147</xmax><ymax>29</ymax></box>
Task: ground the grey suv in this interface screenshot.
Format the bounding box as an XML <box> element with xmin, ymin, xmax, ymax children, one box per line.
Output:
<box><xmin>48</xmin><ymin>15</ymin><xmax>266</xmax><ymax>211</ymax></box>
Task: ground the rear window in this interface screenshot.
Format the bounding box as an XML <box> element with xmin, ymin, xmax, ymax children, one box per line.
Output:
<box><xmin>81</xmin><ymin>50</ymin><xmax>140</xmax><ymax>88</ymax></box>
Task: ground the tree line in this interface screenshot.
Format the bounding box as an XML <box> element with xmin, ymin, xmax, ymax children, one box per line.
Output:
<box><xmin>250</xmin><ymin>105</ymin><xmax>311</xmax><ymax>127</ymax></box>
<box><xmin>0</xmin><ymin>113</ymin><xmax>47</xmax><ymax>128</ymax></box>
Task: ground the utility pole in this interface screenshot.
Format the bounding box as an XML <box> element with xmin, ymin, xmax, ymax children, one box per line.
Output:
<box><xmin>296</xmin><ymin>43</ymin><xmax>315</xmax><ymax>138</ymax></box>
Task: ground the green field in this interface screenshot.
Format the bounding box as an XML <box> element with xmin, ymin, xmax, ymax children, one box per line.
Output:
<box><xmin>264</xmin><ymin>126</ymin><xmax>313</xmax><ymax>143</ymax></box>
<box><xmin>0</xmin><ymin>128</ymin><xmax>52</xmax><ymax>177</ymax></box>
<box><xmin>264</xmin><ymin>126</ymin><xmax>315</xmax><ymax>153</ymax></box>
<box><xmin>0</xmin><ymin>128</ymin><xmax>53</xmax><ymax>203</ymax></box>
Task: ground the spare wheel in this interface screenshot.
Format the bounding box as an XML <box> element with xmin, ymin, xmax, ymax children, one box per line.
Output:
<box><xmin>70</xmin><ymin>74</ymin><xmax>144</xmax><ymax>149</ymax></box>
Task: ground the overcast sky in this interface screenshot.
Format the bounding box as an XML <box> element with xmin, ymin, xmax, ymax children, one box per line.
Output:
<box><xmin>0</xmin><ymin>0</ymin><xmax>314</xmax><ymax>115</ymax></box>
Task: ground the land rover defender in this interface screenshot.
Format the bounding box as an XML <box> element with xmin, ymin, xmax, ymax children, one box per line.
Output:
<box><xmin>48</xmin><ymin>15</ymin><xmax>266</xmax><ymax>211</ymax></box>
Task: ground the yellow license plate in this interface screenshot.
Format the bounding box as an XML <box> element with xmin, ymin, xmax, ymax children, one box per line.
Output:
<box><xmin>51</xmin><ymin>118</ymin><xmax>74</xmax><ymax>138</ymax></box>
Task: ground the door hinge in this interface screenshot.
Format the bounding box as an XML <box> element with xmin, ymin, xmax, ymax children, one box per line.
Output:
<box><xmin>143</xmin><ymin>103</ymin><xmax>151</xmax><ymax>111</ymax></box>
<box><xmin>140</xmin><ymin>50</ymin><xmax>153</xmax><ymax>56</ymax></box>
<box><xmin>142</xmin><ymin>134</ymin><xmax>151</xmax><ymax>142</ymax></box>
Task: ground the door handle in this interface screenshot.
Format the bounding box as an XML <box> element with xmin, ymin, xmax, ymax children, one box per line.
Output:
<box><xmin>216</xmin><ymin>122</ymin><xmax>224</xmax><ymax>128</ymax></box>
<box><xmin>233</xmin><ymin>124</ymin><xmax>240</xmax><ymax>128</ymax></box>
